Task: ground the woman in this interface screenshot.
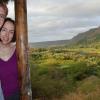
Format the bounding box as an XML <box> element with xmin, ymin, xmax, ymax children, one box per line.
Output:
<box><xmin>0</xmin><ymin>18</ymin><xmax>20</xmax><ymax>100</ymax></box>
<box><xmin>0</xmin><ymin>3</ymin><xmax>8</xmax><ymax>100</ymax></box>
<box><xmin>0</xmin><ymin>3</ymin><xmax>8</xmax><ymax>28</ymax></box>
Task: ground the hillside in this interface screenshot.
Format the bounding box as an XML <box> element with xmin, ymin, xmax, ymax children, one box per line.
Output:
<box><xmin>29</xmin><ymin>40</ymin><xmax>69</xmax><ymax>48</ymax></box>
<box><xmin>70</xmin><ymin>26</ymin><xmax>100</xmax><ymax>45</ymax></box>
<box><xmin>29</xmin><ymin>26</ymin><xmax>100</xmax><ymax>48</ymax></box>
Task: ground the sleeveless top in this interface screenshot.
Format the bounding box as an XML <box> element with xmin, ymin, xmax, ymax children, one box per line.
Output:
<box><xmin>0</xmin><ymin>50</ymin><xmax>19</xmax><ymax>98</ymax></box>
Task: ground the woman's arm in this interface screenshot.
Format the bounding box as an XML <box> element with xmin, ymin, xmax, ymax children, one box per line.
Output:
<box><xmin>0</xmin><ymin>81</ymin><xmax>4</xmax><ymax>100</ymax></box>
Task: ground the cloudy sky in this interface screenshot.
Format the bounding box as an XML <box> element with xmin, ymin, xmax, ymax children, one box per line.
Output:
<box><xmin>7</xmin><ymin>0</ymin><xmax>100</xmax><ymax>43</ymax></box>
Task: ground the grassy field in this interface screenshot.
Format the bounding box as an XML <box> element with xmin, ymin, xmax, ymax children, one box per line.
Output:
<box><xmin>29</xmin><ymin>44</ymin><xmax>100</xmax><ymax>100</ymax></box>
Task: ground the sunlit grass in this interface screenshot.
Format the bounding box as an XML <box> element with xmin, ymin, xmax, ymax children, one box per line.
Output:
<box><xmin>29</xmin><ymin>44</ymin><xmax>100</xmax><ymax>100</ymax></box>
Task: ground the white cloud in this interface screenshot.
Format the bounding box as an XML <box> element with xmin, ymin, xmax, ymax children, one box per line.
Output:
<box><xmin>8</xmin><ymin>0</ymin><xmax>100</xmax><ymax>42</ymax></box>
<box><xmin>7</xmin><ymin>1</ymin><xmax>15</xmax><ymax>19</ymax></box>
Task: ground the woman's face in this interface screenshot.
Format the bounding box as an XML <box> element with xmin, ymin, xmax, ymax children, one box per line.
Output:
<box><xmin>0</xmin><ymin>6</ymin><xmax>6</xmax><ymax>28</ymax></box>
<box><xmin>0</xmin><ymin>21</ymin><xmax>14</xmax><ymax>45</ymax></box>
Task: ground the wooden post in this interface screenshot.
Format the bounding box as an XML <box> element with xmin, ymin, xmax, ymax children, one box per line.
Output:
<box><xmin>14</xmin><ymin>0</ymin><xmax>32</xmax><ymax>100</ymax></box>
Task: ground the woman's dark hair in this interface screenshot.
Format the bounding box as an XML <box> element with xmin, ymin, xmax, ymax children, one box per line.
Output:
<box><xmin>0</xmin><ymin>17</ymin><xmax>16</xmax><ymax>42</ymax></box>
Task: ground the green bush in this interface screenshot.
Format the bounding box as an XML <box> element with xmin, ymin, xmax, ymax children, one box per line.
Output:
<box><xmin>30</xmin><ymin>65</ymin><xmax>76</xmax><ymax>99</ymax></box>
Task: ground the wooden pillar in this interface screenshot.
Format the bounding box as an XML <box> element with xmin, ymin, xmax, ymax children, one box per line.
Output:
<box><xmin>14</xmin><ymin>0</ymin><xmax>32</xmax><ymax>100</ymax></box>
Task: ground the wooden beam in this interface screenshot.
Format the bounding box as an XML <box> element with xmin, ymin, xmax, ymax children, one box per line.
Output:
<box><xmin>14</xmin><ymin>0</ymin><xmax>32</xmax><ymax>100</ymax></box>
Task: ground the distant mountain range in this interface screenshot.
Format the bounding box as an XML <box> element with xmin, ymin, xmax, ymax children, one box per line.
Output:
<box><xmin>29</xmin><ymin>26</ymin><xmax>100</xmax><ymax>48</ymax></box>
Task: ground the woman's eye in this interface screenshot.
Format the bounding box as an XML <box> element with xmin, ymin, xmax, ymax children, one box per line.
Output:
<box><xmin>1</xmin><ymin>28</ymin><xmax>6</xmax><ymax>32</ymax></box>
<box><xmin>10</xmin><ymin>31</ymin><xmax>14</xmax><ymax>34</ymax></box>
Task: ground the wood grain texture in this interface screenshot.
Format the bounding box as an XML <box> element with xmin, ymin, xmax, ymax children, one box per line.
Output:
<box><xmin>14</xmin><ymin>0</ymin><xmax>32</xmax><ymax>100</ymax></box>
